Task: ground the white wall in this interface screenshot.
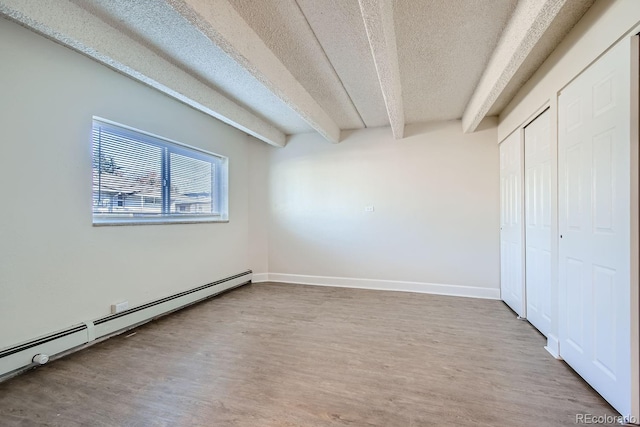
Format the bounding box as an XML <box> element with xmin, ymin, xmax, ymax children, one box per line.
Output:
<box><xmin>248</xmin><ymin>138</ymin><xmax>271</xmax><ymax>275</ymax></box>
<box><xmin>267</xmin><ymin>120</ymin><xmax>500</xmax><ymax>296</ymax></box>
<box><xmin>0</xmin><ymin>18</ymin><xmax>254</xmax><ymax>349</ymax></box>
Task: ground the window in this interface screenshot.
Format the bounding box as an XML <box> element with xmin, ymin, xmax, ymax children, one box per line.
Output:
<box><xmin>92</xmin><ymin>118</ymin><xmax>228</xmax><ymax>225</ymax></box>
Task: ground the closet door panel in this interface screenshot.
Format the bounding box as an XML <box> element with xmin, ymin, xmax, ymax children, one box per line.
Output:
<box><xmin>500</xmin><ymin>131</ymin><xmax>525</xmax><ymax>317</ymax></box>
<box><xmin>524</xmin><ymin>109</ymin><xmax>552</xmax><ymax>336</ymax></box>
<box><xmin>558</xmin><ymin>37</ymin><xmax>632</xmax><ymax>417</ymax></box>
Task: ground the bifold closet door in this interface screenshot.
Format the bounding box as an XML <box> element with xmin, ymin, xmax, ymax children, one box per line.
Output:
<box><xmin>500</xmin><ymin>131</ymin><xmax>525</xmax><ymax>317</ymax></box>
<box><xmin>524</xmin><ymin>109</ymin><xmax>552</xmax><ymax>336</ymax></box>
<box><xmin>558</xmin><ymin>37</ymin><xmax>635</xmax><ymax>417</ymax></box>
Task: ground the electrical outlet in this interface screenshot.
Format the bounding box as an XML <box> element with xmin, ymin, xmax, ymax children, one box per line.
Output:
<box><xmin>111</xmin><ymin>301</ymin><xmax>129</xmax><ymax>314</ymax></box>
<box><xmin>364</xmin><ymin>205</ymin><xmax>375</xmax><ymax>212</ymax></box>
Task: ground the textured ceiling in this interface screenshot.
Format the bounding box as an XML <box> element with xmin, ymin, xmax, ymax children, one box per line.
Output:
<box><xmin>296</xmin><ymin>0</ymin><xmax>389</xmax><ymax>128</ymax></box>
<box><xmin>227</xmin><ymin>0</ymin><xmax>365</xmax><ymax>130</ymax></box>
<box><xmin>486</xmin><ymin>0</ymin><xmax>595</xmax><ymax>116</ymax></box>
<box><xmin>76</xmin><ymin>0</ymin><xmax>314</xmax><ymax>135</ymax></box>
<box><xmin>1</xmin><ymin>0</ymin><xmax>595</xmax><ymax>144</ymax></box>
<box><xmin>395</xmin><ymin>0</ymin><xmax>517</xmax><ymax>123</ymax></box>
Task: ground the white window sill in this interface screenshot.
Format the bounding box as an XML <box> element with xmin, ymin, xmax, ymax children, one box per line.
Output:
<box><xmin>92</xmin><ymin>215</ymin><xmax>229</xmax><ymax>226</ymax></box>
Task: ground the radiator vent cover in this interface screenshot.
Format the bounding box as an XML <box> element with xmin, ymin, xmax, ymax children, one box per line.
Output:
<box><xmin>0</xmin><ymin>270</ymin><xmax>252</xmax><ymax>379</ymax></box>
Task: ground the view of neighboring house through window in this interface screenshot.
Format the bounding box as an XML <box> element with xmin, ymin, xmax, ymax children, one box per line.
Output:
<box><xmin>92</xmin><ymin>118</ymin><xmax>228</xmax><ymax>224</ymax></box>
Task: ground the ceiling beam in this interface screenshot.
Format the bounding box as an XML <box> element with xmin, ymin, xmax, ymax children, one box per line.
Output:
<box><xmin>358</xmin><ymin>0</ymin><xmax>404</xmax><ymax>139</ymax></box>
<box><xmin>166</xmin><ymin>0</ymin><xmax>341</xmax><ymax>143</ymax></box>
<box><xmin>462</xmin><ymin>0</ymin><xmax>567</xmax><ymax>133</ymax></box>
<box><xmin>0</xmin><ymin>0</ymin><xmax>286</xmax><ymax>147</ymax></box>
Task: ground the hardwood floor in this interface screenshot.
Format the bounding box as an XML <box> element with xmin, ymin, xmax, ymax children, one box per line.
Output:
<box><xmin>0</xmin><ymin>283</ymin><xmax>623</xmax><ymax>426</ymax></box>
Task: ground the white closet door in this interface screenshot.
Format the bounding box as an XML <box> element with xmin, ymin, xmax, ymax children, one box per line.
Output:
<box><xmin>500</xmin><ymin>131</ymin><xmax>525</xmax><ymax>317</ymax></box>
<box><xmin>558</xmin><ymin>38</ymin><xmax>632</xmax><ymax>417</ymax></box>
<box><xmin>524</xmin><ymin>109</ymin><xmax>552</xmax><ymax>336</ymax></box>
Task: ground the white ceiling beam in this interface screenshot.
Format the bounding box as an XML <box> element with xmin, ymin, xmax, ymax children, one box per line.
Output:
<box><xmin>462</xmin><ymin>0</ymin><xmax>567</xmax><ymax>133</ymax></box>
<box><xmin>358</xmin><ymin>0</ymin><xmax>404</xmax><ymax>139</ymax></box>
<box><xmin>166</xmin><ymin>0</ymin><xmax>341</xmax><ymax>143</ymax></box>
<box><xmin>0</xmin><ymin>0</ymin><xmax>286</xmax><ymax>147</ymax></box>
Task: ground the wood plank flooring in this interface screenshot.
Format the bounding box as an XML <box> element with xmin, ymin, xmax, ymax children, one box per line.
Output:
<box><xmin>0</xmin><ymin>283</ymin><xmax>624</xmax><ymax>426</ymax></box>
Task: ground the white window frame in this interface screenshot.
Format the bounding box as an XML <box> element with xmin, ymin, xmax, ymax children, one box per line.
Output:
<box><xmin>92</xmin><ymin>117</ymin><xmax>229</xmax><ymax>226</ymax></box>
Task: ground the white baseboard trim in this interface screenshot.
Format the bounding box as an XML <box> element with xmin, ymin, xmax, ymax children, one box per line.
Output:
<box><xmin>264</xmin><ymin>273</ymin><xmax>500</xmax><ymax>300</ymax></box>
<box><xmin>545</xmin><ymin>334</ymin><xmax>562</xmax><ymax>359</ymax></box>
<box><xmin>251</xmin><ymin>273</ymin><xmax>269</xmax><ymax>283</ymax></box>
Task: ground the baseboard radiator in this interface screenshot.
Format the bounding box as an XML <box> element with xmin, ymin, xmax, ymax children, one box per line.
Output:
<box><xmin>0</xmin><ymin>270</ymin><xmax>252</xmax><ymax>379</ymax></box>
